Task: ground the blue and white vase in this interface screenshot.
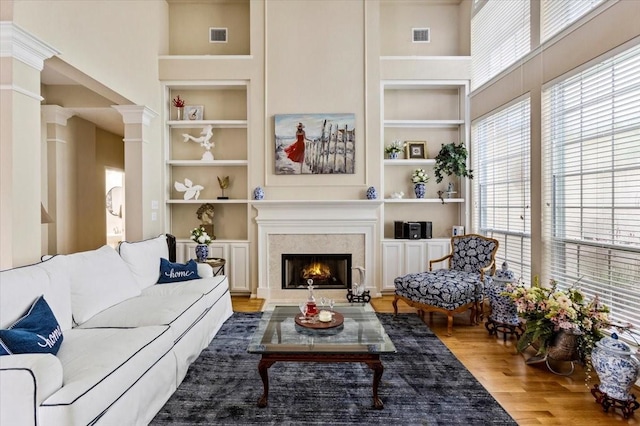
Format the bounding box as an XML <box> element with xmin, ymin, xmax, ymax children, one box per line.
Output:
<box><xmin>253</xmin><ymin>186</ymin><xmax>265</xmax><ymax>200</ymax></box>
<box><xmin>366</xmin><ymin>186</ymin><xmax>377</xmax><ymax>200</ymax></box>
<box><xmin>388</xmin><ymin>152</ymin><xmax>399</xmax><ymax>160</ymax></box>
<box><xmin>591</xmin><ymin>336</ymin><xmax>640</xmax><ymax>401</ymax></box>
<box><xmin>195</xmin><ymin>244</ymin><xmax>209</xmax><ymax>262</ymax></box>
<box><xmin>414</xmin><ymin>183</ymin><xmax>426</xmax><ymax>199</ymax></box>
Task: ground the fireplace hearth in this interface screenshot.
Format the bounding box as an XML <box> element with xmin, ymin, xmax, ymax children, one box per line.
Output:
<box><xmin>282</xmin><ymin>253</ymin><xmax>352</xmax><ymax>290</ymax></box>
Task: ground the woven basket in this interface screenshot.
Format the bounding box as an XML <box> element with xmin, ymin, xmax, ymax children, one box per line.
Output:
<box><xmin>547</xmin><ymin>330</ymin><xmax>580</xmax><ymax>361</ymax></box>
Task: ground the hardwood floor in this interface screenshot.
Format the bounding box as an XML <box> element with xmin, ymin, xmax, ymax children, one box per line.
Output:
<box><xmin>232</xmin><ymin>295</ymin><xmax>638</xmax><ymax>425</ymax></box>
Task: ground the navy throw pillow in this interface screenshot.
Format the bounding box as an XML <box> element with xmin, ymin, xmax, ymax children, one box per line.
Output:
<box><xmin>158</xmin><ymin>258</ymin><xmax>200</xmax><ymax>284</ymax></box>
<box><xmin>0</xmin><ymin>295</ymin><xmax>64</xmax><ymax>356</ymax></box>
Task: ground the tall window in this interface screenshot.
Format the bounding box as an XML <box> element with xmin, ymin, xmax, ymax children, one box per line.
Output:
<box><xmin>541</xmin><ymin>0</ymin><xmax>605</xmax><ymax>43</ymax></box>
<box><xmin>542</xmin><ymin>44</ymin><xmax>640</xmax><ymax>328</ymax></box>
<box><xmin>473</xmin><ymin>97</ymin><xmax>531</xmax><ymax>280</ymax></box>
<box><xmin>471</xmin><ymin>0</ymin><xmax>530</xmax><ymax>90</ymax></box>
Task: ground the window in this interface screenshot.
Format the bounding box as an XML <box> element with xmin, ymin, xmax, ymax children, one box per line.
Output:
<box><xmin>541</xmin><ymin>0</ymin><xmax>605</xmax><ymax>43</ymax></box>
<box><xmin>471</xmin><ymin>0</ymin><xmax>530</xmax><ymax>90</ymax></box>
<box><xmin>542</xmin><ymin>44</ymin><xmax>640</xmax><ymax>328</ymax></box>
<box><xmin>473</xmin><ymin>97</ymin><xmax>531</xmax><ymax>280</ymax></box>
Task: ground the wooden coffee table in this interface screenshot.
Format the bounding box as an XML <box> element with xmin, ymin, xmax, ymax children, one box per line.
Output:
<box><xmin>246</xmin><ymin>304</ymin><xmax>396</xmax><ymax>409</ymax></box>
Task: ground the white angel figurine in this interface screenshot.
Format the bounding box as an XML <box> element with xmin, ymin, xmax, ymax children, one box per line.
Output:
<box><xmin>174</xmin><ymin>178</ymin><xmax>204</xmax><ymax>200</ymax></box>
<box><xmin>182</xmin><ymin>125</ymin><xmax>214</xmax><ymax>161</ymax></box>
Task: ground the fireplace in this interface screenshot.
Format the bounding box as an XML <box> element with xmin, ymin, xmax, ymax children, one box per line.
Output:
<box><xmin>282</xmin><ymin>253</ymin><xmax>352</xmax><ymax>290</ymax></box>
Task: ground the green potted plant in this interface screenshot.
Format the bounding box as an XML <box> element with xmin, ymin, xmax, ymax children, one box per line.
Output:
<box><xmin>434</xmin><ymin>142</ymin><xmax>473</xmax><ymax>183</ymax></box>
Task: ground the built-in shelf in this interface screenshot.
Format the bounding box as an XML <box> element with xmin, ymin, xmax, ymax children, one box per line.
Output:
<box><xmin>383</xmin><ymin>119</ymin><xmax>464</xmax><ymax>128</ymax></box>
<box><xmin>167</xmin><ymin>120</ymin><xmax>247</xmax><ymax>128</ymax></box>
<box><xmin>167</xmin><ymin>199</ymin><xmax>249</xmax><ymax>204</ymax></box>
<box><xmin>384</xmin><ymin>198</ymin><xmax>464</xmax><ymax>203</ymax></box>
<box><xmin>167</xmin><ymin>160</ymin><xmax>248</xmax><ymax>166</ymax></box>
<box><xmin>384</xmin><ymin>159</ymin><xmax>436</xmax><ymax>166</ymax></box>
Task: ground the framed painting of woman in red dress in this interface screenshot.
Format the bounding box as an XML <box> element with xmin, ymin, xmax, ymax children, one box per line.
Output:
<box><xmin>274</xmin><ymin>113</ymin><xmax>356</xmax><ymax>175</ymax></box>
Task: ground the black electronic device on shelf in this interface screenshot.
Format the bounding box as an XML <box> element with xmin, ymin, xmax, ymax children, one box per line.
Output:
<box><xmin>394</xmin><ymin>221</ymin><xmax>432</xmax><ymax>239</ymax></box>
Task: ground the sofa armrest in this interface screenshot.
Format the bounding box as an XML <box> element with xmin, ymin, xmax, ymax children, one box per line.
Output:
<box><xmin>197</xmin><ymin>262</ymin><xmax>214</xmax><ymax>278</ymax></box>
<box><xmin>0</xmin><ymin>354</ymin><xmax>63</xmax><ymax>426</ymax></box>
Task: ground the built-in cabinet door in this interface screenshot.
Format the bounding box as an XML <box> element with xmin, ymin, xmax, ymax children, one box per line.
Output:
<box><xmin>427</xmin><ymin>240</ymin><xmax>450</xmax><ymax>270</ymax></box>
<box><xmin>381</xmin><ymin>241</ymin><xmax>403</xmax><ymax>292</ymax></box>
<box><xmin>228</xmin><ymin>243</ymin><xmax>250</xmax><ymax>293</ymax></box>
<box><xmin>404</xmin><ymin>241</ymin><xmax>426</xmax><ymax>274</ymax></box>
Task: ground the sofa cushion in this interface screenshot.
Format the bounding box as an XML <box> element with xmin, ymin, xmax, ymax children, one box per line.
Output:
<box><xmin>158</xmin><ymin>258</ymin><xmax>200</xmax><ymax>284</ymax></box>
<box><xmin>0</xmin><ymin>255</ymin><xmax>73</xmax><ymax>331</ymax></box>
<box><xmin>118</xmin><ymin>235</ymin><xmax>168</xmax><ymax>290</ymax></box>
<box><xmin>66</xmin><ymin>245</ymin><xmax>141</xmax><ymax>325</ymax></box>
<box><xmin>0</xmin><ymin>296</ymin><xmax>63</xmax><ymax>355</ymax></box>
<box><xmin>76</xmin><ymin>293</ymin><xmax>210</xmax><ymax>343</ymax></box>
<box><xmin>40</xmin><ymin>326</ymin><xmax>174</xmax><ymax>425</ymax></box>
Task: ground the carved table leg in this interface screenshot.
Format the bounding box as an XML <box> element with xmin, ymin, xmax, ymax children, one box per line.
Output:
<box><xmin>257</xmin><ymin>357</ymin><xmax>275</xmax><ymax>408</ymax></box>
<box><xmin>367</xmin><ymin>359</ymin><xmax>385</xmax><ymax>409</ymax></box>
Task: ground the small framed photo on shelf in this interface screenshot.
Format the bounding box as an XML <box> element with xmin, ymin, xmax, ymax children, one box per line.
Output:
<box><xmin>405</xmin><ymin>141</ymin><xmax>427</xmax><ymax>159</ymax></box>
<box><xmin>184</xmin><ymin>105</ymin><xmax>204</xmax><ymax>121</ymax></box>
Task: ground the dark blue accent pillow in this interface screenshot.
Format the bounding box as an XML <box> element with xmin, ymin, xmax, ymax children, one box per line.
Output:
<box><xmin>158</xmin><ymin>258</ymin><xmax>200</xmax><ymax>284</ymax></box>
<box><xmin>0</xmin><ymin>295</ymin><xmax>64</xmax><ymax>356</ymax></box>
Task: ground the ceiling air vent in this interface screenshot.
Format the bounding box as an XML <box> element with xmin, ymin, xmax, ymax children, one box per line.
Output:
<box><xmin>209</xmin><ymin>28</ymin><xmax>228</xmax><ymax>43</ymax></box>
<box><xmin>412</xmin><ymin>28</ymin><xmax>431</xmax><ymax>43</ymax></box>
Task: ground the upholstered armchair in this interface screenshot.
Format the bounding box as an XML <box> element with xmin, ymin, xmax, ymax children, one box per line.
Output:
<box><xmin>393</xmin><ymin>234</ymin><xmax>499</xmax><ymax>336</ymax></box>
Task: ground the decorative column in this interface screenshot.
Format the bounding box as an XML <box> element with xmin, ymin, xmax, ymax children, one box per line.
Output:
<box><xmin>41</xmin><ymin>105</ymin><xmax>74</xmax><ymax>255</ymax></box>
<box><xmin>112</xmin><ymin>105</ymin><xmax>158</xmax><ymax>242</ymax></box>
<box><xmin>0</xmin><ymin>22</ymin><xmax>58</xmax><ymax>268</ymax></box>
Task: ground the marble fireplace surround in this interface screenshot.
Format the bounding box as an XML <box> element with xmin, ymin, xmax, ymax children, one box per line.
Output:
<box><xmin>252</xmin><ymin>201</ymin><xmax>381</xmax><ymax>303</ymax></box>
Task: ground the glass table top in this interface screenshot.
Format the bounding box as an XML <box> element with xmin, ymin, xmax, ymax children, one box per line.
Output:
<box><xmin>247</xmin><ymin>304</ymin><xmax>396</xmax><ymax>354</ymax></box>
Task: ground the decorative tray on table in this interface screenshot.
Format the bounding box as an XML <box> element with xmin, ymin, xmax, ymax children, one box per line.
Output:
<box><xmin>294</xmin><ymin>311</ymin><xmax>344</xmax><ymax>329</ymax></box>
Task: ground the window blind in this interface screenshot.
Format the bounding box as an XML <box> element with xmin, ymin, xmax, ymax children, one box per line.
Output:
<box><xmin>472</xmin><ymin>97</ymin><xmax>531</xmax><ymax>281</ymax></box>
<box><xmin>541</xmin><ymin>0</ymin><xmax>605</xmax><ymax>43</ymax></box>
<box><xmin>471</xmin><ymin>0</ymin><xmax>530</xmax><ymax>90</ymax></box>
<box><xmin>542</xmin><ymin>44</ymin><xmax>640</xmax><ymax>329</ymax></box>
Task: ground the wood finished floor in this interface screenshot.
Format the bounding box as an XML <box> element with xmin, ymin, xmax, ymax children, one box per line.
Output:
<box><xmin>231</xmin><ymin>295</ymin><xmax>638</xmax><ymax>425</ymax></box>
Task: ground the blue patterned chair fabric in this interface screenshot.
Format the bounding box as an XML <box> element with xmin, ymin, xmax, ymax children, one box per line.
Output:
<box><xmin>393</xmin><ymin>234</ymin><xmax>499</xmax><ymax>336</ymax></box>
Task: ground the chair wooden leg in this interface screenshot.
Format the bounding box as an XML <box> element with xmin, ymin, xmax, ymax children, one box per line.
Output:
<box><xmin>447</xmin><ymin>314</ymin><xmax>453</xmax><ymax>336</ymax></box>
<box><xmin>392</xmin><ymin>295</ymin><xmax>399</xmax><ymax>316</ymax></box>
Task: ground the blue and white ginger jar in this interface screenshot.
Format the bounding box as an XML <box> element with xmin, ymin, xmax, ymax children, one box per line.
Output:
<box><xmin>195</xmin><ymin>244</ymin><xmax>209</xmax><ymax>262</ymax></box>
<box><xmin>366</xmin><ymin>186</ymin><xmax>377</xmax><ymax>200</ymax></box>
<box><xmin>591</xmin><ymin>336</ymin><xmax>640</xmax><ymax>401</ymax></box>
<box><xmin>414</xmin><ymin>183</ymin><xmax>426</xmax><ymax>199</ymax></box>
<box><xmin>253</xmin><ymin>186</ymin><xmax>265</xmax><ymax>200</ymax></box>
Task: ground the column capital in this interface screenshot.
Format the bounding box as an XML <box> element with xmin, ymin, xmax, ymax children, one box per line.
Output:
<box><xmin>41</xmin><ymin>105</ymin><xmax>74</xmax><ymax>126</ymax></box>
<box><xmin>112</xmin><ymin>105</ymin><xmax>158</xmax><ymax>127</ymax></box>
<box><xmin>0</xmin><ymin>21</ymin><xmax>59</xmax><ymax>70</ymax></box>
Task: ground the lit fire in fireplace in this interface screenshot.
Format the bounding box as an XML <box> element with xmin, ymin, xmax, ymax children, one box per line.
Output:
<box><xmin>301</xmin><ymin>262</ymin><xmax>332</xmax><ymax>281</ymax></box>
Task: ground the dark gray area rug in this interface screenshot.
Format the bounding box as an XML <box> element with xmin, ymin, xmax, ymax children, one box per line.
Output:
<box><xmin>151</xmin><ymin>312</ymin><xmax>516</xmax><ymax>425</ymax></box>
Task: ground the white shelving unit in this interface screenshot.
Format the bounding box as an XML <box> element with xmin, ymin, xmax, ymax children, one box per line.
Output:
<box><xmin>379</xmin><ymin>79</ymin><xmax>470</xmax><ymax>279</ymax></box>
<box><xmin>163</xmin><ymin>81</ymin><xmax>250</xmax><ymax>293</ymax></box>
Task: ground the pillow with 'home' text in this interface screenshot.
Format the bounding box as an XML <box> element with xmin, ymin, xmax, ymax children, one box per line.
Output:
<box><xmin>158</xmin><ymin>258</ymin><xmax>200</xmax><ymax>284</ymax></box>
<box><xmin>0</xmin><ymin>295</ymin><xmax>64</xmax><ymax>356</ymax></box>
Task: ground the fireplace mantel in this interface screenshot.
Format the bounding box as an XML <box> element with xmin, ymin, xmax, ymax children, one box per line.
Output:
<box><xmin>252</xmin><ymin>200</ymin><xmax>381</xmax><ymax>302</ymax></box>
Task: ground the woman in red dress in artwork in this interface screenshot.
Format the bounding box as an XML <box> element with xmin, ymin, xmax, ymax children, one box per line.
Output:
<box><xmin>285</xmin><ymin>122</ymin><xmax>310</xmax><ymax>173</ymax></box>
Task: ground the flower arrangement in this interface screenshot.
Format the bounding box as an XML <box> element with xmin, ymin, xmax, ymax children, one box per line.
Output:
<box><xmin>172</xmin><ymin>95</ymin><xmax>186</xmax><ymax>108</ymax></box>
<box><xmin>384</xmin><ymin>140</ymin><xmax>404</xmax><ymax>154</ymax></box>
<box><xmin>411</xmin><ymin>168</ymin><xmax>429</xmax><ymax>184</ymax></box>
<box><xmin>190</xmin><ymin>227</ymin><xmax>212</xmax><ymax>245</ymax></box>
<box><xmin>505</xmin><ymin>279</ymin><xmax>609</xmax><ymax>366</ymax></box>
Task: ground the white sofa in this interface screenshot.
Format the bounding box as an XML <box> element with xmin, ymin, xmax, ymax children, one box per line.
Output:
<box><xmin>0</xmin><ymin>235</ymin><xmax>233</xmax><ymax>426</ymax></box>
